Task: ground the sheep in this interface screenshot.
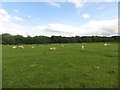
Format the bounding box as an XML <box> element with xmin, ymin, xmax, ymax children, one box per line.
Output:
<box><xmin>30</xmin><ymin>64</ymin><xmax>35</xmax><ymax>67</ymax></box>
<box><xmin>107</xmin><ymin>44</ymin><xmax>111</xmax><ymax>46</ymax></box>
<box><xmin>49</xmin><ymin>47</ymin><xmax>56</xmax><ymax>51</ymax></box>
<box><xmin>104</xmin><ymin>43</ymin><xmax>111</xmax><ymax>46</ymax></box>
<box><xmin>18</xmin><ymin>45</ymin><xmax>24</xmax><ymax>49</ymax></box>
<box><xmin>104</xmin><ymin>43</ymin><xmax>107</xmax><ymax>46</ymax></box>
<box><xmin>12</xmin><ymin>46</ymin><xmax>17</xmax><ymax>49</ymax></box>
<box><xmin>53</xmin><ymin>47</ymin><xmax>56</xmax><ymax>50</ymax></box>
<box><xmin>61</xmin><ymin>45</ymin><xmax>64</xmax><ymax>47</ymax></box>
<box><xmin>32</xmin><ymin>46</ymin><xmax>34</xmax><ymax>48</ymax></box>
<box><xmin>95</xmin><ymin>66</ymin><xmax>100</xmax><ymax>69</ymax></box>
<box><xmin>81</xmin><ymin>45</ymin><xmax>84</xmax><ymax>51</ymax></box>
<box><xmin>49</xmin><ymin>48</ymin><xmax>53</xmax><ymax>50</ymax></box>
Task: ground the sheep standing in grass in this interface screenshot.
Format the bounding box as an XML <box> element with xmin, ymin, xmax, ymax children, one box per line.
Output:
<box><xmin>95</xmin><ymin>66</ymin><xmax>100</xmax><ymax>69</ymax></box>
<box><xmin>49</xmin><ymin>47</ymin><xmax>56</xmax><ymax>51</ymax></box>
<box><xmin>104</xmin><ymin>43</ymin><xmax>111</xmax><ymax>46</ymax></box>
<box><xmin>49</xmin><ymin>48</ymin><xmax>53</xmax><ymax>50</ymax></box>
<box><xmin>12</xmin><ymin>46</ymin><xmax>17</xmax><ymax>49</ymax></box>
<box><xmin>61</xmin><ymin>45</ymin><xmax>64</xmax><ymax>47</ymax></box>
<box><xmin>104</xmin><ymin>43</ymin><xmax>108</xmax><ymax>46</ymax></box>
<box><xmin>107</xmin><ymin>44</ymin><xmax>111</xmax><ymax>46</ymax></box>
<box><xmin>81</xmin><ymin>45</ymin><xmax>84</xmax><ymax>51</ymax></box>
<box><xmin>53</xmin><ymin>47</ymin><xmax>56</xmax><ymax>50</ymax></box>
<box><xmin>18</xmin><ymin>45</ymin><xmax>24</xmax><ymax>49</ymax></box>
<box><xmin>32</xmin><ymin>46</ymin><xmax>34</xmax><ymax>48</ymax></box>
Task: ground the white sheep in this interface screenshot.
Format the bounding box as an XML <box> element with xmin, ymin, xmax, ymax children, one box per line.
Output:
<box><xmin>32</xmin><ymin>46</ymin><xmax>34</xmax><ymax>48</ymax></box>
<box><xmin>104</xmin><ymin>43</ymin><xmax>108</xmax><ymax>46</ymax></box>
<box><xmin>104</xmin><ymin>43</ymin><xmax>111</xmax><ymax>46</ymax></box>
<box><xmin>95</xmin><ymin>66</ymin><xmax>100</xmax><ymax>69</ymax></box>
<box><xmin>49</xmin><ymin>48</ymin><xmax>53</xmax><ymax>50</ymax></box>
<box><xmin>107</xmin><ymin>44</ymin><xmax>111</xmax><ymax>46</ymax></box>
<box><xmin>49</xmin><ymin>47</ymin><xmax>56</xmax><ymax>51</ymax></box>
<box><xmin>18</xmin><ymin>45</ymin><xmax>24</xmax><ymax>49</ymax></box>
<box><xmin>30</xmin><ymin>64</ymin><xmax>35</xmax><ymax>67</ymax></box>
<box><xmin>53</xmin><ymin>47</ymin><xmax>56</xmax><ymax>50</ymax></box>
<box><xmin>12</xmin><ymin>46</ymin><xmax>17</xmax><ymax>49</ymax></box>
<box><xmin>61</xmin><ymin>45</ymin><xmax>64</xmax><ymax>47</ymax></box>
<box><xmin>81</xmin><ymin>45</ymin><xmax>84</xmax><ymax>50</ymax></box>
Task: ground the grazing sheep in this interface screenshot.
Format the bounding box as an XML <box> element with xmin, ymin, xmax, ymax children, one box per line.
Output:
<box><xmin>18</xmin><ymin>45</ymin><xmax>24</xmax><ymax>49</ymax></box>
<box><xmin>104</xmin><ymin>43</ymin><xmax>108</xmax><ymax>46</ymax></box>
<box><xmin>81</xmin><ymin>45</ymin><xmax>84</xmax><ymax>50</ymax></box>
<box><xmin>107</xmin><ymin>44</ymin><xmax>111</xmax><ymax>46</ymax></box>
<box><xmin>95</xmin><ymin>66</ymin><xmax>100</xmax><ymax>69</ymax></box>
<box><xmin>49</xmin><ymin>48</ymin><xmax>53</xmax><ymax>50</ymax></box>
<box><xmin>49</xmin><ymin>47</ymin><xmax>56</xmax><ymax>51</ymax></box>
<box><xmin>30</xmin><ymin>64</ymin><xmax>35</xmax><ymax>67</ymax></box>
<box><xmin>61</xmin><ymin>45</ymin><xmax>64</xmax><ymax>47</ymax></box>
<box><xmin>104</xmin><ymin>43</ymin><xmax>111</xmax><ymax>46</ymax></box>
<box><xmin>53</xmin><ymin>47</ymin><xmax>56</xmax><ymax>50</ymax></box>
<box><xmin>32</xmin><ymin>46</ymin><xmax>34</xmax><ymax>48</ymax></box>
<box><xmin>12</xmin><ymin>46</ymin><xmax>17</xmax><ymax>49</ymax></box>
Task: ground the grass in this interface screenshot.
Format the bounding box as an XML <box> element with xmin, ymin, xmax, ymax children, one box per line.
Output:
<box><xmin>2</xmin><ymin>43</ymin><xmax>118</xmax><ymax>88</ymax></box>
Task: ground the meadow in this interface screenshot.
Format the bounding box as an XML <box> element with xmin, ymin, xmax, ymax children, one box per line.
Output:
<box><xmin>2</xmin><ymin>43</ymin><xmax>118</xmax><ymax>88</ymax></box>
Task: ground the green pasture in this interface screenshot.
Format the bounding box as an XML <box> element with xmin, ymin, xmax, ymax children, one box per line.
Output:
<box><xmin>2</xmin><ymin>43</ymin><xmax>118</xmax><ymax>88</ymax></box>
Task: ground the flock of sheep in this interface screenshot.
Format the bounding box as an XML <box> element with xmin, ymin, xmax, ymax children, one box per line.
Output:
<box><xmin>12</xmin><ymin>45</ymin><xmax>34</xmax><ymax>49</ymax></box>
<box><xmin>104</xmin><ymin>43</ymin><xmax>111</xmax><ymax>46</ymax></box>
<box><xmin>12</xmin><ymin>44</ymin><xmax>64</xmax><ymax>50</ymax></box>
<box><xmin>12</xmin><ymin>43</ymin><xmax>111</xmax><ymax>51</ymax></box>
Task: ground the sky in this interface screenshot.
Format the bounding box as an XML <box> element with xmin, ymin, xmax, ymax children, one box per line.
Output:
<box><xmin>0</xmin><ymin>0</ymin><xmax>118</xmax><ymax>37</ymax></box>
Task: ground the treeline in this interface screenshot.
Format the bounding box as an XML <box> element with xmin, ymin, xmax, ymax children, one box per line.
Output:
<box><xmin>1</xmin><ymin>33</ymin><xmax>120</xmax><ymax>45</ymax></box>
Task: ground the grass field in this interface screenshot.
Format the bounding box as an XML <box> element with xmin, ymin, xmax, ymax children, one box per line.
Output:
<box><xmin>2</xmin><ymin>43</ymin><xmax>118</xmax><ymax>88</ymax></box>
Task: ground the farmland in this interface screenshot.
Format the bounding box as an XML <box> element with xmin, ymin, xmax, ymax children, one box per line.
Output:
<box><xmin>2</xmin><ymin>43</ymin><xmax>118</xmax><ymax>88</ymax></box>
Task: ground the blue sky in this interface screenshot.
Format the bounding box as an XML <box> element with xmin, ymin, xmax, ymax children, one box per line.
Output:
<box><xmin>0</xmin><ymin>1</ymin><xmax>118</xmax><ymax>36</ymax></box>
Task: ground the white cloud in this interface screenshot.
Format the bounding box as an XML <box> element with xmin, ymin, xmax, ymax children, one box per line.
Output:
<box><xmin>82</xmin><ymin>13</ymin><xmax>90</xmax><ymax>19</ymax></box>
<box><xmin>30</xmin><ymin>19</ymin><xmax>118</xmax><ymax>37</ymax></box>
<box><xmin>79</xmin><ymin>19</ymin><xmax>118</xmax><ymax>36</ymax></box>
<box><xmin>47</xmin><ymin>0</ymin><xmax>118</xmax><ymax>9</ymax></box>
<box><xmin>48</xmin><ymin>0</ymin><xmax>85</xmax><ymax>9</ymax></box>
<box><xmin>14</xmin><ymin>16</ymin><xmax>23</xmax><ymax>21</ymax></box>
<box><xmin>0</xmin><ymin>22</ymin><xmax>29</xmax><ymax>36</ymax></box>
<box><xmin>0</xmin><ymin>9</ymin><xmax>12</xmax><ymax>23</ymax></box>
<box><xmin>67</xmin><ymin>0</ymin><xmax>85</xmax><ymax>9</ymax></box>
<box><xmin>0</xmin><ymin>9</ymin><xmax>27</xmax><ymax>36</ymax></box>
<box><xmin>13</xmin><ymin>9</ymin><xmax>19</xmax><ymax>13</ymax></box>
<box><xmin>48</xmin><ymin>2</ymin><xmax>61</xmax><ymax>8</ymax></box>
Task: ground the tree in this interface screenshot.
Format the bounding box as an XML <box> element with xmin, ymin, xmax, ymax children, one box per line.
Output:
<box><xmin>2</xmin><ymin>33</ymin><xmax>15</xmax><ymax>45</ymax></box>
<box><xmin>1</xmin><ymin>33</ymin><xmax>120</xmax><ymax>45</ymax></box>
<box><xmin>14</xmin><ymin>35</ymin><xmax>24</xmax><ymax>45</ymax></box>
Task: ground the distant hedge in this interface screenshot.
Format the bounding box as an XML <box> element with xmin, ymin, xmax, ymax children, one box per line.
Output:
<box><xmin>1</xmin><ymin>33</ymin><xmax>119</xmax><ymax>45</ymax></box>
